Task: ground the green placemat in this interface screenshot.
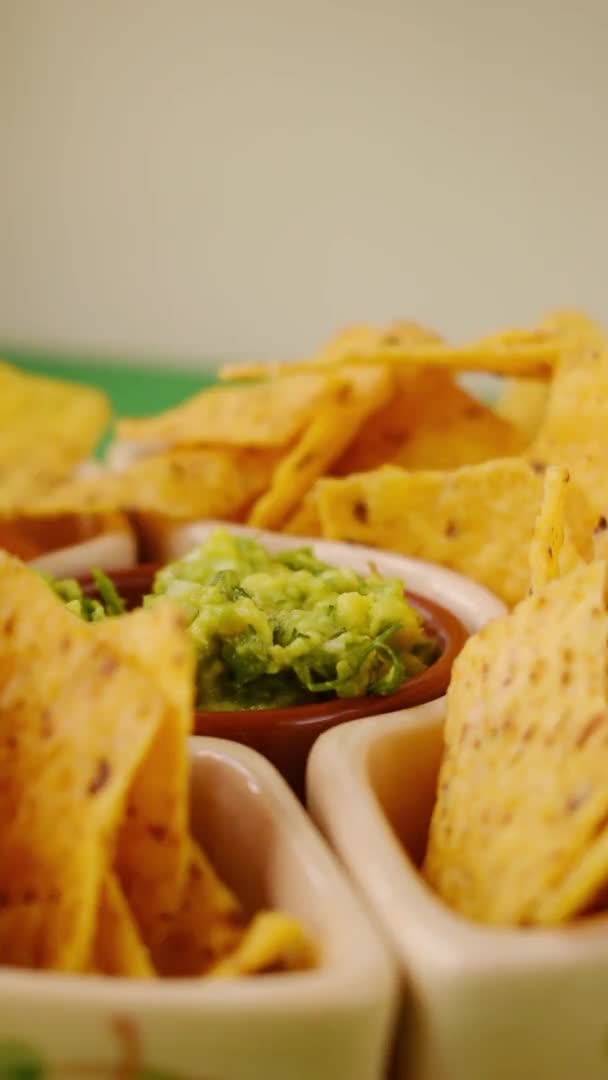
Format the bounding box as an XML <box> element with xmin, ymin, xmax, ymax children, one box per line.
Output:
<box><xmin>3</xmin><ymin>348</ymin><xmax>219</xmax><ymax>457</ymax></box>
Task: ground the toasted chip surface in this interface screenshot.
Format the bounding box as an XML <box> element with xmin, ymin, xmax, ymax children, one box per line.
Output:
<box><xmin>0</xmin><ymin>556</ymin><xmax>171</xmax><ymax>970</ymax></box>
<box><xmin>92</xmin><ymin>874</ymin><xmax>155</xmax><ymax>977</ymax></box>
<box><xmin>529</xmin><ymin>466</ymin><xmax>574</xmax><ymax>591</ymax></box>
<box><xmin>317</xmin><ymin>458</ymin><xmax>593</xmax><ymax>606</ymax></box>
<box><xmin>334</xmin><ymin>368</ymin><xmax>525</xmax><ymax>475</ymax></box>
<box><xmin>211</xmin><ymin>911</ymin><xmax>315</xmax><ymax>977</ymax></box>
<box><xmin>95</xmin><ymin>605</ymin><xmax>195</xmax><ymax>949</ymax></box>
<box><xmin>116</xmin><ymin>372</ymin><xmax>335</xmax><ymax>449</ymax></box>
<box><xmin>0</xmin><ymin>363</ymin><xmax>110</xmax><ymax>509</ymax></box>
<box><xmin>16</xmin><ymin>447</ymin><xmax>278</xmax><ymax>521</ymax></box>
<box><xmin>248</xmin><ymin>365</ymin><xmax>393</xmax><ymax>530</ymax></box>
<box><xmin>424</xmin><ymin>561</ymin><xmax>608</xmax><ymax>925</ymax></box>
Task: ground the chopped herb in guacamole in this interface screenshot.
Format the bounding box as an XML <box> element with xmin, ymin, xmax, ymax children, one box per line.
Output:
<box><xmin>46</xmin><ymin>529</ymin><xmax>439</xmax><ymax>710</ymax></box>
<box><xmin>147</xmin><ymin>529</ymin><xmax>439</xmax><ymax>709</ymax></box>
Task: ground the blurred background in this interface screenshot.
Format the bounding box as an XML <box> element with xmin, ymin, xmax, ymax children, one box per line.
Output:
<box><xmin>1</xmin><ymin>0</ymin><xmax>607</xmax><ymax>370</ymax></box>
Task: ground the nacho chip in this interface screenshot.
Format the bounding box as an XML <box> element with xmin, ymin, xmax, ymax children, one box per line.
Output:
<box><xmin>248</xmin><ymin>365</ymin><xmax>394</xmax><ymax>530</ymax></box>
<box><xmin>150</xmin><ymin>839</ymin><xmax>245</xmax><ymax>976</ymax></box>
<box><xmin>15</xmin><ymin>447</ymin><xmax>278</xmax><ymax>522</ymax></box>
<box><xmin>333</xmin><ymin>368</ymin><xmax>526</xmax><ymax>475</ymax></box>
<box><xmin>529</xmin><ymin>466</ymin><xmax>576</xmax><ymax>591</ymax></box>
<box><xmin>92</xmin><ymin>874</ymin><xmax>155</xmax><ymax>977</ymax></box>
<box><xmin>95</xmin><ymin>605</ymin><xmax>195</xmax><ymax>950</ymax></box>
<box><xmin>211</xmin><ymin>911</ymin><xmax>315</xmax><ymax>977</ymax></box>
<box><xmin>0</xmin><ymin>555</ymin><xmax>176</xmax><ymax>970</ymax></box>
<box><xmin>527</xmin><ymin>345</ymin><xmax>608</xmax><ymax>521</ymax></box>
<box><xmin>0</xmin><ymin>363</ymin><xmax>110</xmax><ymax>508</ymax></box>
<box><xmin>316</xmin><ymin>459</ymin><xmax>594</xmax><ymax>606</ymax></box>
<box><xmin>115</xmin><ymin>372</ymin><xmax>334</xmax><ymax>451</ymax></box>
<box><xmin>424</xmin><ymin>560</ymin><xmax>608</xmax><ymax>925</ymax></box>
<box><xmin>282</xmin><ymin>492</ymin><xmax>323</xmax><ymax>536</ymax></box>
<box><xmin>493</xmin><ymin>377</ymin><xmax>549</xmax><ymax>442</ymax></box>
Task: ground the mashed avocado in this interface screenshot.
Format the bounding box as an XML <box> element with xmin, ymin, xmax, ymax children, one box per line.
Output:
<box><xmin>146</xmin><ymin>529</ymin><xmax>438</xmax><ymax>709</ymax></box>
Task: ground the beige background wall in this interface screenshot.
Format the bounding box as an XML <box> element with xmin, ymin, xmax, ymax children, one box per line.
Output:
<box><xmin>1</xmin><ymin>0</ymin><xmax>607</xmax><ymax>365</ymax></box>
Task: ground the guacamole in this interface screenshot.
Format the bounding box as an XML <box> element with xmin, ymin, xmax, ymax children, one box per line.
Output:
<box><xmin>145</xmin><ymin>529</ymin><xmax>439</xmax><ymax>709</ymax></box>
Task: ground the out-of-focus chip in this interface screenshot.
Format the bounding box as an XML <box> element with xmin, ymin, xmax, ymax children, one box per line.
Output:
<box><xmin>248</xmin><ymin>365</ymin><xmax>394</xmax><ymax>530</ymax></box>
<box><xmin>91</xmin><ymin>875</ymin><xmax>155</xmax><ymax>978</ymax></box>
<box><xmin>0</xmin><ymin>362</ymin><xmax>110</xmax><ymax>509</ymax></box>
<box><xmin>527</xmin><ymin>344</ymin><xmax>608</xmax><ymax>521</ymax></box>
<box><xmin>334</xmin><ymin>368</ymin><xmax>526</xmax><ymax>475</ymax></box>
<box><xmin>15</xmin><ymin>447</ymin><xmax>279</xmax><ymax>522</ymax></box>
<box><xmin>0</xmin><ymin>554</ymin><xmax>174</xmax><ymax>970</ymax></box>
<box><xmin>493</xmin><ymin>377</ymin><xmax>549</xmax><ymax>443</ymax></box>
<box><xmin>219</xmin><ymin>319</ymin><xmax>444</xmax><ymax>381</ymax></box>
<box><xmin>211</xmin><ymin>911</ymin><xmax>315</xmax><ymax>977</ymax></box>
<box><xmin>95</xmin><ymin>605</ymin><xmax>195</xmax><ymax>951</ymax></box>
<box><xmin>424</xmin><ymin>560</ymin><xmax>608</xmax><ymax>925</ymax></box>
<box><xmin>529</xmin><ymin>466</ymin><xmax>579</xmax><ymax>591</ymax></box>
<box><xmin>316</xmin><ymin>459</ymin><xmax>594</xmax><ymax>606</ymax></box>
<box><xmin>115</xmin><ymin>372</ymin><xmax>336</xmax><ymax>451</ymax></box>
<box><xmin>282</xmin><ymin>492</ymin><xmax>323</xmax><ymax>537</ymax></box>
<box><xmin>150</xmin><ymin>839</ymin><xmax>245</xmax><ymax>976</ymax></box>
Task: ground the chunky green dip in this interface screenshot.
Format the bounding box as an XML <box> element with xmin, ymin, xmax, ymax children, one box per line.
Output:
<box><xmin>46</xmin><ymin>529</ymin><xmax>439</xmax><ymax>710</ymax></box>
<box><xmin>145</xmin><ymin>529</ymin><xmax>438</xmax><ymax>709</ymax></box>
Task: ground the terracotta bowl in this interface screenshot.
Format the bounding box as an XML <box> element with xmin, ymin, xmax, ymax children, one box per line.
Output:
<box><xmin>79</xmin><ymin>563</ymin><xmax>467</xmax><ymax>797</ymax></box>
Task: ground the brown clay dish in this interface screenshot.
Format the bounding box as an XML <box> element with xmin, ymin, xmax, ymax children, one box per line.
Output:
<box><xmin>79</xmin><ymin>563</ymin><xmax>468</xmax><ymax>796</ymax></box>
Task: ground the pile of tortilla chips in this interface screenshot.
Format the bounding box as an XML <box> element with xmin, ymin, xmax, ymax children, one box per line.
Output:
<box><xmin>424</xmin><ymin>477</ymin><xmax>608</xmax><ymax>926</ymax></box>
<box><xmin>0</xmin><ymin>553</ymin><xmax>312</xmax><ymax>976</ymax></box>
<box><xmin>4</xmin><ymin>306</ymin><xmax>608</xmax><ymax>607</ymax></box>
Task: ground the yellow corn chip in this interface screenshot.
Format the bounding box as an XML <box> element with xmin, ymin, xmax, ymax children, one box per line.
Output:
<box><xmin>0</xmin><ymin>363</ymin><xmax>110</xmax><ymax>507</ymax></box>
<box><xmin>115</xmin><ymin>372</ymin><xmax>335</xmax><ymax>450</ymax></box>
<box><xmin>527</xmin><ymin>345</ymin><xmax>608</xmax><ymax>521</ymax></box>
<box><xmin>15</xmin><ymin>447</ymin><xmax>278</xmax><ymax>521</ymax></box>
<box><xmin>248</xmin><ymin>365</ymin><xmax>394</xmax><ymax>530</ymax></box>
<box><xmin>316</xmin><ymin>459</ymin><xmax>594</xmax><ymax>606</ymax></box>
<box><xmin>94</xmin><ymin>605</ymin><xmax>195</xmax><ymax>951</ymax></box>
<box><xmin>211</xmin><ymin>911</ymin><xmax>315</xmax><ymax>977</ymax></box>
<box><xmin>333</xmin><ymin>368</ymin><xmax>526</xmax><ymax>475</ymax></box>
<box><xmin>150</xmin><ymin>839</ymin><xmax>245</xmax><ymax>976</ymax></box>
<box><xmin>540</xmin><ymin>308</ymin><xmax>605</xmax><ymax>345</ymax></box>
<box><xmin>529</xmin><ymin>466</ymin><xmax>577</xmax><ymax>590</ymax></box>
<box><xmin>493</xmin><ymin>377</ymin><xmax>549</xmax><ymax>442</ymax></box>
<box><xmin>0</xmin><ymin>555</ymin><xmax>178</xmax><ymax>970</ymax></box>
<box><xmin>424</xmin><ymin>560</ymin><xmax>608</xmax><ymax>925</ymax></box>
<box><xmin>282</xmin><ymin>492</ymin><xmax>323</xmax><ymax>536</ymax></box>
<box><xmin>91</xmin><ymin>874</ymin><xmax>155</xmax><ymax>978</ymax></box>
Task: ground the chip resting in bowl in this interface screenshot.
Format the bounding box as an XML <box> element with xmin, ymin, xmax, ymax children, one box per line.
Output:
<box><xmin>0</xmin><ymin>554</ymin><xmax>313</xmax><ymax>976</ymax></box>
<box><xmin>423</xmin><ymin>483</ymin><xmax>608</xmax><ymax>925</ymax></box>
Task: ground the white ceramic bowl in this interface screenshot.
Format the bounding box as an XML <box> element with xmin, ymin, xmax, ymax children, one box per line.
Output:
<box><xmin>162</xmin><ymin>521</ymin><xmax>507</xmax><ymax>635</ymax></box>
<box><xmin>307</xmin><ymin>701</ymin><xmax>608</xmax><ymax>1080</ymax></box>
<box><xmin>29</xmin><ymin>520</ymin><xmax>137</xmax><ymax>578</ymax></box>
<box><xmin>0</xmin><ymin>737</ymin><xmax>397</xmax><ymax>1080</ymax></box>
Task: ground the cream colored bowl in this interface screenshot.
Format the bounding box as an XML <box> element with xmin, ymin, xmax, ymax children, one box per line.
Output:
<box><xmin>307</xmin><ymin>701</ymin><xmax>608</xmax><ymax>1080</ymax></box>
<box><xmin>0</xmin><ymin>738</ymin><xmax>397</xmax><ymax>1080</ymax></box>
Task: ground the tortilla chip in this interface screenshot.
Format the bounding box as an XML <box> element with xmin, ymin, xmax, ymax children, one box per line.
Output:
<box><xmin>424</xmin><ymin>560</ymin><xmax>608</xmax><ymax>925</ymax></box>
<box><xmin>0</xmin><ymin>555</ymin><xmax>175</xmax><ymax>970</ymax></box>
<box><xmin>0</xmin><ymin>363</ymin><xmax>110</xmax><ymax>508</ymax></box>
<box><xmin>211</xmin><ymin>911</ymin><xmax>315</xmax><ymax>977</ymax></box>
<box><xmin>493</xmin><ymin>377</ymin><xmax>549</xmax><ymax>442</ymax></box>
<box><xmin>529</xmin><ymin>466</ymin><xmax>578</xmax><ymax>591</ymax></box>
<box><xmin>527</xmin><ymin>345</ymin><xmax>608</xmax><ymax>520</ymax></box>
<box><xmin>540</xmin><ymin>308</ymin><xmax>605</xmax><ymax>345</ymax></box>
<box><xmin>150</xmin><ymin>839</ymin><xmax>245</xmax><ymax>976</ymax></box>
<box><xmin>316</xmin><ymin>459</ymin><xmax>594</xmax><ymax>606</ymax></box>
<box><xmin>15</xmin><ymin>447</ymin><xmax>278</xmax><ymax>521</ymax></box>
<box><xmin>282</xmin><ymin>492</ymin><xmax>323</xmax><ymax>536</ymax></box>
<box><xmin>91</xmin><ymin>874</ymin><xmax>155</xmax><ymax>977</ymax></box>
<box><xmin>115</xmin><ymin>372</ymin><xmax>335</xmax><ymax>450</ymax></box>
<box><xmin>248</xmin><ymin>365</ymin><xmax>394</xmax><ymax>530</ymax></box>
<box><xmin>334</xmin><ymin>368</ymin><xmax>526</xmax><ymax>475</ymax></box>
<box><xmin>95</xmin><ymin>605</ymin><xmax>195</xmax><ymax>951</ymax></box>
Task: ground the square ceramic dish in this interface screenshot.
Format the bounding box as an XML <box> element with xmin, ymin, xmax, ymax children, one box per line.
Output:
<box><xmin>159</xmin><ymin>520</ymin><xmax>507</xmax><ymax>635</ymax></box>
<box><xmin>307</xmin><ymin>701</ymin><xmax>608</xmax><ymax>1080</ymax></box>
<box><xmin>0</xmin><ymin>738</ymin><xmax>397</xmax><ymax>1080</ymax></box>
